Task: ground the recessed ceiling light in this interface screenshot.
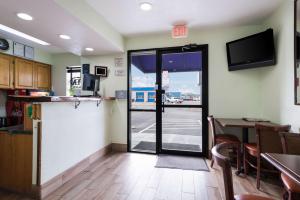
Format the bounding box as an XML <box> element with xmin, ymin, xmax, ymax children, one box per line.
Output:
<box><xmin>140</xmin><ymin>2</ymin><xmax>152</xmax><ymax>11</ymax></box>
<box><xmin>59</xmin><ymin>34</ymin><xmax>71</xmax><ymax>40</ymax></box>
<box><xmin>85</xmin><ymin>47</ymin><xmax>94</xmax><ymax>51</ymax></box>
<box><xmin>0</xmin><ymin>24</ymin><xmax>50</xmax><ymax>45</ymax></box>
<box><xmin>17</xmin><ymin>13</ymin><xmax>33</xmax><ymax>21</ymax></box>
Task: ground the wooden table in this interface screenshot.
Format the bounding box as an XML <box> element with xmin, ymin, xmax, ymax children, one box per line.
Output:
<box><xmin>262</xmin><ymin>153</ymin><xmax>300</xmax><ymax>185</ymax></box>
<box><xmin>215</xmin><ymin>118</ymin><xmax>275</xmax><ymax>143</ymax></box>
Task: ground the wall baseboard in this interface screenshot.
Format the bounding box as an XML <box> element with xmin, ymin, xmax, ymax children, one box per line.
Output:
<box><xmin>38</xmin><ymin>144</ymin><xmax>112</xmax><ymax>199</ymax></box>
<box><xmin>112</xmin><ymin>143</ymin><xmax>127</xmax><ymax>152</ymax></box>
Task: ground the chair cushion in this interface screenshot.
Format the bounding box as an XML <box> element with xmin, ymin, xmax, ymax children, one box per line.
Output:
<box><xmin>216</xmin><ymin>134</ymin><xmax>241</xmax><ymax>144</ymax></box>
<box><xmin>281</xmin><ymin>173</ymin><xmax>300</xmax><ymax>193</ymax></box>
<box><xmin>244</xmin><ymin>143</ymin><xmax>258</xmax><ymax>157</ymax></box>
<box><xmin>234</xmin><ymin>194</ymin><xmax>274</xmax><ymax>200</ymax></box>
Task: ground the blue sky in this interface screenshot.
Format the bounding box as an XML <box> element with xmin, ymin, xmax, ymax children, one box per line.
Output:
<box><xmin>131</xmin><ymin>65</ymin><xmax>201</xmax><ymax>95</ymax></box>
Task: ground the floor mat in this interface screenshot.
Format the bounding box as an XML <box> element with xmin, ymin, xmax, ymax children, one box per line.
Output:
<box><xmin>155</xmin><ymin>155</ymin><xmax>209</xmax><ymax>171</ymax></box>
<box><xmin>133</xmin><ymin>141</ymin><xmax>201</xmax><ymax>152</ymax></box>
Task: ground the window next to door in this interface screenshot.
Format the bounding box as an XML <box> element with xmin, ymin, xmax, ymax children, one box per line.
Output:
<box><xmin>66</xmin><ymin>66</ymin><xmax>81</xmax><ymax>96</ymax></box>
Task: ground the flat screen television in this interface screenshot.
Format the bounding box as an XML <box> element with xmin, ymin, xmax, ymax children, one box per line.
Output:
<box><xmin>297</xmin><ymin>33</ymin><xmax>300</xmax><ymax>62</ymax></box>
<box><xmin>82</xmin><ymin>74</ymin><xmax>100</xmax><ymax>96</ymax></box>
<box><xmin>226</xmin><ymin>29</ymin><xmax>276</xmax><ymax>71</ymax></box>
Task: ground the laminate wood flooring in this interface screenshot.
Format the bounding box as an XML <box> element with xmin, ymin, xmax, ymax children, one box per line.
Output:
<box><xmin>0</xmin><ymin>153</ymin><xmax>283</xmax><ymax>200</ymax></box>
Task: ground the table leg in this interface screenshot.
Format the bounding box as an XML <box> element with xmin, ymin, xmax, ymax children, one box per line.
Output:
<box><xmin>242</xmin><ymin>127</ymin><xmax>249</xmax><ymax>143</ymax></box>
<box><xmin>236</xmin><ymin>128</ymin><xmax>249</xmax><ymax>175</ymax></box>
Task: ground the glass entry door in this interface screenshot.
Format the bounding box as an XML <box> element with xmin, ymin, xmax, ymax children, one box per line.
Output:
<box><xmin>128</xmin><ymin>45</ymin><xmax>208</xmax><ymax>157</ymax></box>
<box><xmin>128</xmin><ymin>50</ymin><xmax>157</xmax><ymax>153</ymax></box>
<box><xmin>157</xmin><ymin>46</ymin><xmax>208</xmax><ymax>156</ymax></box>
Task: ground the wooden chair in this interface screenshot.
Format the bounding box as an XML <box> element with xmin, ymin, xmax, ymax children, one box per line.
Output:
<box><xmin>208</xmin><ymin>116</ymin><xmax>241</xmax><ymax>171</ymax></box>
<box><xmin>243</xmin><ymin>124</ymin><xmax>291</xmax><ymax>189</ymax></box>
<box><xmin>279</xmin><ymin>132</ymin><xmax>300</xmax><ymax>200</ymax></box>
<box><xmin>212</xmin><ymin>143</ymin><xmax>273</xmax><ymax>200</ymax></box>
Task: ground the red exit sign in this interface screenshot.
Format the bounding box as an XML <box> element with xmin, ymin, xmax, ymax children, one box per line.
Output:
<box><xmin>172</xmin><ymin>25</ymin><xmax>188</xmax><ymax>38</ymax></box>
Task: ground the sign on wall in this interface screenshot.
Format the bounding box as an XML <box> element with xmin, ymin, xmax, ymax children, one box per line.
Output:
<box><xmin>115</xmin><ymin>57</ymin><xmax>124</xmax><ymax>67</ymax></box>
<box><xmin>115</xmin><ymin>69</ymin><xmax>126</xmax><ymax>76</ymax></box>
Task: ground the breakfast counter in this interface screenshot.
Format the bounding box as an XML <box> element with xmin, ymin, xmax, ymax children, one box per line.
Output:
<box><xmin>0</xmin><ymin>95</ymin><xmax>113</xmax><ymax>198</ymax></box>
<box><xmin>8</xmin><ymin>95</ymin><xmax>102</xmax><ymax>102</ymax></box>
<box><xmin>31</xmin><ymin>99</ymin><xmax>112</xmax><ymax>198</ymax></box>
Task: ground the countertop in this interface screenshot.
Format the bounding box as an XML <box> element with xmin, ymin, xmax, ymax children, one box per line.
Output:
<box><xmin>0</xmin><ymin>125</ymin><xmax>32</xmax><ymax>134</ymax></box>
<box><xmin>7</xmin><ymin>95</ymin><xmax>108</xmax><ymax>102</ymax></box>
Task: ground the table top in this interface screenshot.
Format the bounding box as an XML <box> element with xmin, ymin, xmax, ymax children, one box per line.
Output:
<box><xmin>261</xmin><ymin>153</ymin><xmax>300</xmax><ymax>185</ymax></box>
<box><xmin>215</xmin><ymin>118</ymin><xmax>274</xmax><ymax>128</ymax></box>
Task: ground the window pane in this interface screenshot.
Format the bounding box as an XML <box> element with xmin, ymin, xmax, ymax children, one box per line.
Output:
<box><xmin>130</xmin><ymin>51</ymin><xmax>156</xmax><ymax>110</ymax></box>
<box><xmin>162</xmin><ymin>107</ymin><xmax>202</xmax><ymax>152</ymax></box>
<box><xmin>162</xmin><ymin>52</ymin><xmax>202</xmax><ymax>105</ymax></box>
<box><xmin>131</xmin><ymin>111</ymin><xmax>156</xmax><ymax>153</ymax></box>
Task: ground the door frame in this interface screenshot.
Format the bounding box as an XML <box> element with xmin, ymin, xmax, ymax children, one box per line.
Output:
<box><xmin>127</xmin><ymin>44</ymin><xmax>209</xmax><ymax>157</ymax></box>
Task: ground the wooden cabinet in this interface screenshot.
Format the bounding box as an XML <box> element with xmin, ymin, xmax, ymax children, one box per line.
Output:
<box><xmin>0</xmin><ymin>54</ymin><xmax>14</xmax><ymax>89</ymax></box>
<box><xmin>0</xmin><ymin>53</ymin><xmax>52</xmax><ymax>90</ymax></box>
<box><xmin>0</xmin><ymin>132</ymin><xmax>33</xmax><ymax>193</ymax></box>
<box><xmin>34</xmin><ymin>62</ymin><xmax>51</xmax><ymax>90</ymax></box>
<box><xmin>15</xmin><ymin>58</ymin><xmax>35</xmax><ymax>89</ymax></box>
<box><xmin>0</xmin><ymin>132</ymin><xmax>13</xmax><ymax>189</ymax></box>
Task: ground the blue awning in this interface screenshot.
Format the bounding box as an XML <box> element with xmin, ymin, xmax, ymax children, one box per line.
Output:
<box><xmin>131</xmin><ymin>87</ymin><xmax>155</xmax><ymax>91</ymax></box>
<box><xmin>131</xmin><ymin>51</ymin><xmax>202</xmax><ymax>73</ymax></box>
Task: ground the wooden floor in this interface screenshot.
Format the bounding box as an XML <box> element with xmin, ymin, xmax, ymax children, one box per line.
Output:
<box><xmin>0</xmin><ymin>152</ymin><xmax>283</xmax><ymax>200</ymax></box>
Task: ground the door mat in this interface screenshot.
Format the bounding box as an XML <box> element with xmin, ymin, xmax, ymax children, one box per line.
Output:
<box><xmin>155</xmin><ymin>155</ymin><xmax>209</xmax><ymax>171</ymax></box>
<box><xmin>133</xmin><ymin>141</ymin><xmax>201</xmax><ymax>152</ymax></box>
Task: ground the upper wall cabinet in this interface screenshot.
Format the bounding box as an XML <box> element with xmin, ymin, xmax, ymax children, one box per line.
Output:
<box><xmin>0</xmin><ymin>53</ymin><xmax>52</xmax><ymax>90</ymax></box>
<box><xmin>0</xmin><ymin>54</ymin><xmax>14</xmax><ymax>89</ymax></box>
<box><xmin>34</xmin><ymin>62</ymin><xmax>51</xmax><ymax>90</ymax></box>
<box><xmin>14</xmin><ymin>58</ymin><xmax>35</xmax><ymax>89</ymax></box>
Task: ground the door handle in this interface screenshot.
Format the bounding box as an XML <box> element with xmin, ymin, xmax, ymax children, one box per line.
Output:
<box><xmin>162</xmin><ymin>93</ymin><xmax>165</xmax><ymax>113</ymax></box>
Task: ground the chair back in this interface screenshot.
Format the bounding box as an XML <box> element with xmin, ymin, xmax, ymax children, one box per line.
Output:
<box><xmin>207</xmin><ymin>116</ymin><xmax>217</xmax><ymax>146</ymax></box>
<box><xmin>212</xmin><ymin>143</ymin><xmax>235</xmax><ymax>200</ymax></box>
<box><xmin>256</xmin><ymin>124</ymin><xmax>291</xmax><ymax>154</ymax></box>
<box><xmin>279</xmin><ymin>132</ymin><xmax>300</xmax><ymax>154</ymax></box>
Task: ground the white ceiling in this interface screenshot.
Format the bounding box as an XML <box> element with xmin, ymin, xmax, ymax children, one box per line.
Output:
<box><xmin>87</xmin><ymin>0</ymin><xmax>283</xmax><ymax>36</ymax></box>
<box><xmin>0</xmin><ymin>0</ymin><xmax>284</xmax><ymax>56</ymax></box>
<box><xmin>0</xmin><ymin>0</ymin><xmax>123</xmax><ymax>55</ymax></box>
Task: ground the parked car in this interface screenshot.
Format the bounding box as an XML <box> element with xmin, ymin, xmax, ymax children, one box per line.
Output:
<box><xmin>166</xmin><ymin>96</ymin><xmax>183</xmax><ymax>104</ymax></box>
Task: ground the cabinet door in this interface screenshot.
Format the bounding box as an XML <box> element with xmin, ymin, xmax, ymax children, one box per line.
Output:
<box><xmin>0</xmin><ymin>133</ymin><xmax>13</xmax><ymax>189</ymax></box>
<box><xmin>15</xmin><ymin>58</ymin><xmax>34</xmax><ymax>89</ymax></box>
<box><xmin>0</xmin><ymin>54</ymin><xmax>13</xmax><ymax>89</ymax></box>
<box><xmin>34</xmin><ymin>63</ymin><xmax>51</xmax><ymax>90</ymax></box>
<box><xmin>11</xmin><ymin>134</ymin><xmax>33</xmax><ymax>193</ymax></box>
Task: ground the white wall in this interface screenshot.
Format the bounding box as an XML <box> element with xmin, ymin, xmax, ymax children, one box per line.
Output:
<box><xmin>52</xmin><ymin>53</ymin><xmax>81</xmax><ymax>96</ymax></box>
<box><xmin>261</xmin><ymin>0</ymin><xmax>300</xmax><ymax>131</ymax></box>
<box><xmin>81</xmin><ymin>55</ymin><xmax>127</xmax><ymax>144</ymax></box>
<box><xmin>40</xmin><ymin>101</ymin><xmax>112</xmax><ymax>183</ymax></box>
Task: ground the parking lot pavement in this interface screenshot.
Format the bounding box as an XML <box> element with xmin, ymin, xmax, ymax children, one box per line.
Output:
<box><xmin>130</xmin><ymin>107</ymin><xmax>202</xmax><ymax>151</ymax></box>
<box><xmin>131</xmin><ymin>107</ymin><xmax>202</xmax><ymax>134</ymax></box>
